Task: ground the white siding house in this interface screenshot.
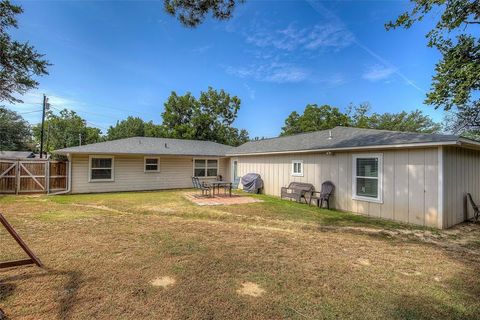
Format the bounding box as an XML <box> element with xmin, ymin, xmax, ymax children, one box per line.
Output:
<box><xmin>55</xmin><ymin>127</ymin><xmax>480</xmax><ymax>229</ymax></box>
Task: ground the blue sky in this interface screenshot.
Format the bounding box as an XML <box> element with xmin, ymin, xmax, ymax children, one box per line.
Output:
<box><xmin>8</xmin><ymin>0</ymin><xmax>444</xmax><ymax>138</ymax></box>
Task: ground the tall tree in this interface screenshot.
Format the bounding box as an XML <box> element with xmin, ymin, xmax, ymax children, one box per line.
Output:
<box><xmin>0</xmin><ymin>0</ymin><xmax>49</xmax><ymax>103</ymax></box>
<box><xmin>32</xmin><ymin>109</ymin><xmax>101</xmax><ymax>152</ymax></box>
<box><xmin>280</xmin><ymin>103</ymin><xmax>442</xmax><ymax>136</ymax></box>
<box><xmin>349</xmin><ymin>104</ymin><xmax>442</xmax><ymax>133</ymax></box>
<box><xmin>280</xmin><ymin>104</ymin><xmax>350</xmax><ymax>136</ymax></box>
<box><xmin>106</xmin><ymin>116</ymin><xmax>164</xmax><ymax>140</ymax></box>
<box><xmin>387</xmin><ymin>0</ymin><xmax>479</xmax><ymax>135</ymax></box>
<box><xmin>164</xmin><ymin>0</ymin><xmax>243</xmax><ymax>27</ymax></box>
<box><xmin>0</xmin><ymin>106</ymin><xmax>32</xmax><ymax>150</ymax></box>
<box><xmin>161</xmin><ymin>87</ymin><xmax>249</xmax><ymax>145</ymax></box>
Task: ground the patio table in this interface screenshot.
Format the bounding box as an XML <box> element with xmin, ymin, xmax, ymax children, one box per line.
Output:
<box><xmin>209</xmin><ymin>181</ymin><xmax>233</xmax><ymax>197</ymax></box>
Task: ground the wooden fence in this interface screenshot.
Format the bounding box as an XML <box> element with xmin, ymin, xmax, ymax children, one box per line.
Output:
<box><xmin>0</xmin><ymin>160</ymin><xmax>68</xmax><ymax>194</ymax></box>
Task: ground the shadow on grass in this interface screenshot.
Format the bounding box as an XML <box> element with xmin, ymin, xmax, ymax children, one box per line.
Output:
<box><xmin>0</xmin><ymin>267</ymin><xmax>82</xmax><ymax>320</ymax></box>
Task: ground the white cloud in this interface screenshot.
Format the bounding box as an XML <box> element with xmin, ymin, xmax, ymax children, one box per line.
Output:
<box><xmin>245</xmin><ymin>22</ymin><xmax>354</xmax><ymax>52</ymax></box>
<box><xmin>362</xmin><ymin>64</ymin><xmax>396</xmax><ymax>81</ymax></box>
<box><xmin>226</xmin><ymin>62</ymin><xmax>308</xmax><ymax>83</ymax></box>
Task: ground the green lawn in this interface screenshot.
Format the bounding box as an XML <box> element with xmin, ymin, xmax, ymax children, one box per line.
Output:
<box><xmin>1</xmin><ymin>190</ymin><xmax>479</xmax><ymax>319</ymax></box>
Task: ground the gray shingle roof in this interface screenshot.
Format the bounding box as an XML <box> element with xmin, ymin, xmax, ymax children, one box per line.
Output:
<box><xmin>55</xmin><ymin>137</ymin><xmax>234</xmax><ymax>157</ymax></box>
<box><xmin>54</xmin><ymin>127</ymin><xmax>470</xmax><ymax>157</ymax></box>
<box><xmin>228</xmin><ymin>127</ymin><xmax>460</xmax><ymax>155</ymax></box>
<box><xmin>0</xmin><ymin>151</ymin><xmax>37</xmax><ymax>159</ymax></box>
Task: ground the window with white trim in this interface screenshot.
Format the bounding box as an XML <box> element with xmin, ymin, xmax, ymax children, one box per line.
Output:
<box><xmin>144</xmin><ymin>157</ymin><xmax>159</xmax><ymax>172</ymax></box>
<box><xmin>90</xmin><ymin>156</ymin><xmax>114</xmax><ymax>181</ymax></box>
<box><xmin>194</xmin><ymin>159</ymin><xmax>218</xmax><ymax>177</ymax></box>
<box><xmin>291</xmin><ymin>160</ymin><xmax>304</xmax><ymax>177</ymax></box>
<box><xmin>352</xmin><ymin>154</ymin><xmax>383</xmax><ymax>202</ymax></box>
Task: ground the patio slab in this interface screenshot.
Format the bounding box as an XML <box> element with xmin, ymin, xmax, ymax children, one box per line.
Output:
<box><xmin>184</xmin><ymin>192</ymin><xmax>263</xmax><ymax>206</ymax></box>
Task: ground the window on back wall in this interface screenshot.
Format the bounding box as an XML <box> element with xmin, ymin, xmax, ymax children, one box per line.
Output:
<box><xmin>352</xmin><ymin>154</ymin><xmax>383</xmax><ymax>203</ymax></box>
<box><xmin>194</xmin><ymin>159</ymin><xmax>218</xmax><ymax>177</ymax></box>
<box><xmin>291</xmin><ymin>160</ymin><xmax>304</xmax><ymax>177</ymax></box>
<box><xmin>144</xmin><ymin>157</ymin><xmax>159</xmax><ymax>172</ymax></box>
<box><xmin>90</xmin><ymin>156</ymin><xmax>114</xmax><ymax>181</ymax></box>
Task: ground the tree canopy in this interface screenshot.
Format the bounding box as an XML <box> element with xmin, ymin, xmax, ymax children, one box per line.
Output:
<box><xmin>32</xmin><ymin>109</ymin><xmax>101</xmax><ymax>152</ymax></box>
<box><xmin>281</xmin><ymin>105</ymin><xmax>350</xmax><ymax>136</ymax></box>
<box><xmin>387</xmin><ymin>0</ymin><xmax>479</xmax><ymax>135</ymax></box>
<box><xmin>161</xmin><ymin>87</ymin><xmax>249</xmax><ymax>146</ymax></box>
<box><xmin>164</xmin><ymin>0</ymin><xmax>243</xmax><ymax>27</ymax></box>
<box><xmin>0</xmin><ymin>0</ymin><xmax>49</xmax><ymax>103</ymax></box>
<box><xmin>106</xmin><ymin>116</ymin><xmax>164</xmax><ymax>140</ymax></box>
<box><xmin>0</xmin><ymin>106</ymin><xmax>32</xmax><ymax>151</ymax></box>
<box><xmin>280</xmin><ymin>103</ymin><xmax>442</xmax><ymax>136</ymax></box>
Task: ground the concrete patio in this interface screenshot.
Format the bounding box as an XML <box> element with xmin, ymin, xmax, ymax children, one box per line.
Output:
<box><xmin>184</xmin><ymin>192</ymin><xmax>263</xmax><ymax>206</ymax></box>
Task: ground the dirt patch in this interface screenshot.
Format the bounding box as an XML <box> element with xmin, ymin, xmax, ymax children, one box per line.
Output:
<box><xmin>72</xmin><ymin>203</ymin><xmax>129</xmax><ymax>214</ymax></box>
<box><xmin>236</xmin><ymin>282</ymin><xmax>265</xmax><ymax>297</ymax></box>
<box><xmin>357</xmin><ymin>258</ymin><xmax>371</xmax><ymax>266</ymax></box>
<box><xmin>150</xmin><ymin>276</ymin><xmax>176</xmax><ymax>288</ymax></box>
<box><xmin>184</xmin><ymin>193</ymin><xmax>263</xmax><ymax>206</ymax></box>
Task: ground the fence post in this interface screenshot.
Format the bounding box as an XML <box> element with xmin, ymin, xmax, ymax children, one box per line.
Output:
<box><xmin>15</xmin><ymin>161</ymin><xmax>20</xmax><ymax>195</ymax></box>
<box><xmin>46</xmin><ymin>160</ymin><xmax>50</xmax><ymax>194</ymax></box>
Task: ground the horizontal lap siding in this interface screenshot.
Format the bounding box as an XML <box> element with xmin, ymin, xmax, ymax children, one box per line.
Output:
<box><xmin>443</xmin><ymin>147</ymin><xmax>480</xmax><ymax>228</ymax></box>
<box><xmin>71</xmin><ymin>155</ymin><xmax>228</xmax><ymax>194</ymax></box>
<box><xmin>237</xmin><ymin>148</ymin><xmax>440</xmax><ymax>228</ymax></box>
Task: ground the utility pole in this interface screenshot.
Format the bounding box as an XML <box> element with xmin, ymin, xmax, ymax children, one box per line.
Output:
<box><xmin>39</xmin><ymin>94</ymin><xmax>48</xmax><ymax>158</ymax></box>
<box><xmin>79</xmin><ymin>133</ymin><xmax>82</xmax><ymax>146</ymax></box>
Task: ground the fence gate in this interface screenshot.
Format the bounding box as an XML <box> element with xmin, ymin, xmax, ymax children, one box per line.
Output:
<box><xmin>0</xmin><ymin>160</ymin><xmax>17</xmax><ymax>193</ymax></box>
<box><xmin>0</xmin><ymin>160</ymin><xmax>68</xmax><ymax>194</ymax></box>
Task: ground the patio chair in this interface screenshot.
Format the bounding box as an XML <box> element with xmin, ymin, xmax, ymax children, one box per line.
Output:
<box><xmin>192</xmin><ymin>177</ymin><xmax>211</xmax><ymax>197</ymax></box>
<box><xmin>281</xmin><ymin>182</ymin><xmax>314</xmax><ymax>204</ymax></box>
<box><xmin>308</xmin><ymin>181</ymin><xmax>335</xmax><ymax>209</ymax></box>
<box><xmin>467</xmin><ymin>193</ymin><xmax>480</xmax><ymax>222</ymax></box>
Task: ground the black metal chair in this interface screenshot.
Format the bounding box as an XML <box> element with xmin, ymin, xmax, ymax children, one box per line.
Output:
<box><xmin>192</xmin><ymin>177</ymin><xmax>211</xmax><ymax>197</ymax></box>
<box><xmin>467</xmin><ymin>193</ymin><xmax>480</xmax><ymax>222</ymax></box>
<box><xmin>308</xmin><ymin>181</ymin><xmax>335</xmax><ymax>209</ymax></box>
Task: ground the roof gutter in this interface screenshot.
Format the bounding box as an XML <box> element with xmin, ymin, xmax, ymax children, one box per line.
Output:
<box><xmin>53</xmin><ymin>151</ymin><xmax>229</xmax><ymax>158</ymax></box>
<box><xmin>226</xmin><ymin>141</ymin><xmax>461</xmax><ymax>157</ymax></box>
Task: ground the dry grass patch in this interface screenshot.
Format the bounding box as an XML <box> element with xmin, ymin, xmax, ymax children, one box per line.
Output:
<box><xmin>1</xmin><ymin>191</ymin><xmax>480</xmax><ymax>319</ymax></box>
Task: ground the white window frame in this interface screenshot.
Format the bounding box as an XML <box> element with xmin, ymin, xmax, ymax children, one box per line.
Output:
<box><xmin>193</xmin><ymin>158</ymin><xmax>219</xmax><ymax>178</ymax></box>
<box><xmin>291</xmin><ymin>160</ymin><xmax>304</xmax><ymax>177</ymax></box>
<box><xmin>89</xmin><ymin>155</ymin><xmax>114</xmax><ymax>182</ymax></box>
<box><xmin>352</xmin><ymin>153</ymin><xmax>383</xmax><ymax>203</ymax></box>
<box><xmin>144</xmin><ymin>156</ymin><xmax>160</xmax><ymax>173</ymax></box>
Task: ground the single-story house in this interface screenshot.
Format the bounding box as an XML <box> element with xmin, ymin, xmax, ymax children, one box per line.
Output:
<box><xmin>55</xmin><ymin>126</ymin><xmax>480</xmax><ymax>229</ymax></box>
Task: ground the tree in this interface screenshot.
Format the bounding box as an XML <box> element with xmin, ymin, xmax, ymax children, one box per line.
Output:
<box><xmin>280</xmin><ymin>103</ymin><xmax>442</xmax><ymax>136</ymax></box>
<box><xmin>106</xmin><ymin>116</ymin><xmax>165</xmax><ymax>140</ymax></box>
<box><xmin>161</xmin><ymin>87</ymin><xmax>249</xmax><ymax>145</ymax></box>
<box><xmin>164</xmin><ymin>0</ymin><xmax>243</xmax><ymax>27</ymax></box>
<box><xmin>0</xmin><ymin>1</ymin><xmax>49</xmax><ymax>103</ymax></box>
<box><xmin>0</xmin><ymin>106</ymin><xmax>32</xmax><ymax>150</ymax></box>
<box><xmin>32</xmin><ymin>109</ymin><xmax>101</xmax><ymax>152</ymax></box>
<box><xmin>349</xmin><ymin>104</ymin><xmax>442</xmax><ymax>133</ymax></box>
<box><xmin>280</xmin><ymin>104</ymin><xmax>350</xmax><ymax>136</ymax></box>
<box><xmin>387</xmin><ymin>0</ymin><xmax>479</xmax><ymax>135</ymax></box>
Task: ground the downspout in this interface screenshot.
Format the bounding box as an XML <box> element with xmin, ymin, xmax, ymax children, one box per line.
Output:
<box><xmin>48</xmin><ymin>154</ymin><xmax>72</xmax><ymax>195</ymax></box>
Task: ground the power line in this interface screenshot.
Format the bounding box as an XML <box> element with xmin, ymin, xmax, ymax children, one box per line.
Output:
<box><xmin>18</xmin><ymin>110</ymin><xmax>42</xmax><ymax>115</ymax></box>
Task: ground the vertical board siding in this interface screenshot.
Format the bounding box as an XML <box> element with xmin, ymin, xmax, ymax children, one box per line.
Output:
<box><xmin>71</xmin><ymin>155</ymin><xmax>228</xmax><ymax>194</ymax></box>
<box><xmin>443</xmin><ymin>146</ymin><xmax>480</xmax><ymax>227</ymax></box>
<box><xmin>236</xmin><ymin>148</ymin><xmax>440</xmax><ymax>227</ymax></box>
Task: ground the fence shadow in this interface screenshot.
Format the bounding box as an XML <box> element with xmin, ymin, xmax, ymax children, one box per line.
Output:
<box><xmin>0</xmin><ymin>267</ymin><xmax>82</xmax><ymax>320</ymax></box>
